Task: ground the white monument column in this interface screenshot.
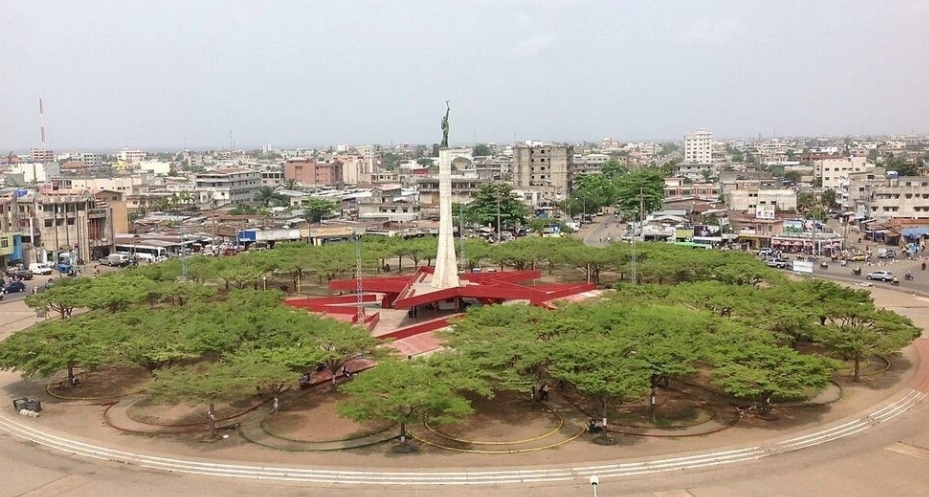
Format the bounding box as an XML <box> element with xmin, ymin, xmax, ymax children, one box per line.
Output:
<box><xmin>431</xmin><ymin>147</ymin><xmax>461</xmax><ymax>288</ymax></box>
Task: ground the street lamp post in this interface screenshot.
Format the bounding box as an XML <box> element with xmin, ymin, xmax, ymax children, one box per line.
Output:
<box><xmin>589</xmin><ymin>476</ymin><xmax>599</xmax><ymax>497</ymax></box>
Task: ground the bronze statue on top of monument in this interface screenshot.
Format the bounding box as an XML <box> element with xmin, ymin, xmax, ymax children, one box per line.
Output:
<box><xmin>440</xmin><ymin>100</ymin><xmax>450</xmax><ymax>148</ymax></box>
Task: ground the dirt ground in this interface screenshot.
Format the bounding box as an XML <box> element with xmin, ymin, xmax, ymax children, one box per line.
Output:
<box><xmin>263</xmin><ymin>390</ymin><xmax>391</xmax><ymax>442</ymax></box>
<box><xmin>431</xmin><ymin>392</ymin><xmax>562</xmax><ymax>442</ymax></box>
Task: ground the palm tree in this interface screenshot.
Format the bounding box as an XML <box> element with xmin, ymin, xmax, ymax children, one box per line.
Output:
<box><xmin>254</xmin><ymin>186</ymin><xmax>286</xmax><ymax>207</ymax></box>
<box><xmin>282</xmin><ymin>178</ymin><xmax>299</xmax><ymax>191</ymax></box>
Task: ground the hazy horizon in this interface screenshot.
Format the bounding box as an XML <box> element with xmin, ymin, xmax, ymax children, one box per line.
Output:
<box><xmin>2</xmin><ymin>0</ymin><xmax>928</xmax><ymax>152</ymax></box>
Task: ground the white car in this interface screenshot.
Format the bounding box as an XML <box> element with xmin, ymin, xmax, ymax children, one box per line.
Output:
<box><xmin>866</xmin><ymin>270</ymin><xmax>894</xmax><ymax>282</ymax></box>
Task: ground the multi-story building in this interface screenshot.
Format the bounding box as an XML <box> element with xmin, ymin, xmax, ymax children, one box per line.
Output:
<box><xmin>858</xmin><ymin>176</ymin><xmax>929</xmax><ymax>220</ymax></box>
<box><xmin>725</xmin><ymin>187</ymin><xmax>797</xmax><ymax>216</ymax></box>
<box><xmin>472</xmin><ymin>156</ymin><xmax>511</xmax><ymax>181</ymax></box>
<box><xmin>511</xmin><ymin>144</ymin><xmax>573</xmax><ymax>196</ymax></box>
<box><xmin>356</xmin><ymin>185</ymin><xmax>421</xmax><ymax>222</ymax></box>
<box><xmin>116</xmin><ymin>149</ymin><xmax>146</xmax><ymax>164</ymax></box>
<box><xmin>283</xmin><ymin>158</ymin><xmax>343</xmax><ymax>188</ymax></box>
<box><xmin>30</xmin><ymin>148</ymin><xmax>55</xmax><ymax>163</ymax></box>
<box><xmin>1</xmin><ymin>190</ymin><xmax>115</xmax><ymax>263</ymax></box>
<box><xmin>261</xmin><ymin>170</ymin><xmax>285</xmax><ymax>187</ymax></box>
<box><xmin>572</xmin><ymin>153</ymin><xmax>611</xmax><ymax>176</ymax></box>
<box><xmin>816</xmin><ymin>157</ymin><xmax>870</xmax><ymax>191</ymax></box>
<box><xmin>194</xmin><ymin>168</ymin><xmax>261</xmax><ymax>205</ymax></box>
<box><xmin>683</xmin><ymin>129</ymin><xmax>713</xmax><ymax>165</ymax></box>
<box><xmin>664</xmin><ymin>178</ymin><xmax>720</xmax><ymax>201</ymax></box>
<box><xmin>65</xmin><ymin>175</ymin><xmax>152</xmax><ymax>196</ymax></box>
<box><xmin>333</xmin><ymin>154</ymin><xmax>368</xmax><ymax>186</ymax></box>
<box><xmin>414</xmin><ymin>175</ymin><xmax>485</xmax><ymax>205</ymax></box>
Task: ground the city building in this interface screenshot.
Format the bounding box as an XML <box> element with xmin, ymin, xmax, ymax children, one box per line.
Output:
<box><xmin>815</xmin><ymin>157</ymin><xmax>870</xmax><ymax>191</ymax></box>
<box><xmin>859</xmin><ymin>176</ymin><xmax>929</xmax><ymax>221</ymax></box>
<box><xmin>194</xmin><ymin>168</ymin><xmax>261</xmax><ymax>205</ymax></box>
<box><xmin>511</xmin><ymin>143</ymin><xmax>573</xmax><ymax>196</ymax></box>
<box><xmin>116</xmin><ymin>149</ymin><xmax>146</xmax><ymax>164</ymax></box>
<box><xmin>1</xmin><ymin>190</ymin><xmax>115</xmax><ymax>263</ymax></box>
<box><xmin>261</xmin><ymin>170</ymin><xmax>285</xmax><ymax>187</ymax></box>
<box><xmin>29</xmin><ymin>148</ymin><xmax>55</xmax><ymax>163</ymax></box>
<box><xmin>284</xmin><ymin>158</ymin><xmax>343</xmax><ymax>188</ymax></box>
<box><xmin>683</xmin><ymin>129</ymin><xmax>713</xmax><ymax>165</ymax></box>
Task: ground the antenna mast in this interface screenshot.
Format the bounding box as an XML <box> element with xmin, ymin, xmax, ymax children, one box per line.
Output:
<box><xmin>38</xmin><ymin>98</ymin><xmax>47</xmax><ymax>189</ymax></box>
<box><xmin>355</xmin><ymin>232</ymin><xmax>365</xmax><ymax>325</ymax></box>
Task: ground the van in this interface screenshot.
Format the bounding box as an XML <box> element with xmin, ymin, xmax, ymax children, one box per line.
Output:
<box><xmin>29</xmin><ymin>263</ymin><xmax>53</xmax><ymax>275</ymax></box>
<box><xmin>105</xmin><ymin>254</ymin><xmax>131</xmax><ymax>267</ymax></box>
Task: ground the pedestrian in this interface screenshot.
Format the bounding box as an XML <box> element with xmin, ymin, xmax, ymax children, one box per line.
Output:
<box><xmin>539</xmin><ymin>384</ymin><xmax>549</xmax><ymax>401</ymax></box>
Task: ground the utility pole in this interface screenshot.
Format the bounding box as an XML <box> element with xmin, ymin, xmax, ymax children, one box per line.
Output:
<box><xmin>631</xmin><ymin>188</ymin><xmax>645</xmax><ymax>285</ymax></box>
<box><xmin>458</xmin><ymin>203</ymin><xmax>465</xmax><ymax>273</ymax></box>
<box><xmin>496</xmin><ymin>193</ymin><xmax>502</xmax><ymax>243</ymax></box>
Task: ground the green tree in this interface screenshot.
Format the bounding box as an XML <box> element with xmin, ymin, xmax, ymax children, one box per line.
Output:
<box><xmin>549</xmin><ymin>327</ymin><xmax>650</xmax><ymax>427</ymax></box>
<box><xmin>472</xmin><ymin>144</ymin><xmax>492</xmax><ymax>156</ymax></box>
<box><xmin>24</xmin><ymin>277</ymin><xmax>93</xmax><ymax>319</ymax></box>
<box><xmin>619</xmin><ymin>306</ymin><xmax>709</xmax><ymax>421</ymax></box>
<box><xmin>443</xmin><ymin>304</ymin><xmax>555</xmax><ymax>392</ymax></box>
<box><xmin>0</xmin><ymin>313</ymin><xmax>117</xmax><ymax>387</ymax></box>
<box><xmin>309</xmin><ymin>317</ymin><xmax>385</xmax><ymax>390</ymax></box>
<box><xmin>821</xmin><ymin>188</ymin><xmax>837</xmax><ymax>208</ymax></box>
<box><xmin>817</xmin><ymin>307</ymin><xmax>920</xmax><ymax>381</ymax></box>
<box><xmin>601</xmin><ymin>158</ymin><xmax>627</xmax><ymax>179</ymax></box>
<box><xmin>711</xmin><ymin>343</ymin><xmax>837</xmax><ymax>414</ymax></box>
<box><xmin>614</xmin><ymin>169</ymin><xmax>665</xmax><ymax>221</ymax></box>
<box><xmin>338</xmin><ymin>356</ymin><xmax>480</xmax><ymax>444</ymax></box>
<box><xmin>302</xmin><ymin>197</ymin><xmax>339</xmax><ymax>223</ymax></box>
<box><xmin>150</xmin><ymin>363</ymin><xmax>253</xmax><ymax>439</ymax></box>
<box><xmin>111</xmin><ymin>309</ymin><xmax>199</xmax><ymax>373</ymax></box>
<box><xmin>462</xmin><ymin>183</ymin><xmax>528</xmax><ymax>233</ymax></box>
<box><xmin>783</xmin><ymin>171</ymin><xmax>802</xmax><ymax>183</ymax></box>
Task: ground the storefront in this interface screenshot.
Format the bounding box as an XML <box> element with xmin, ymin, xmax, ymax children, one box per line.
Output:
<box><xmin>771</xmin><ymin>236</ymin><xmax>843</xmax><ymax>256</ymax></box>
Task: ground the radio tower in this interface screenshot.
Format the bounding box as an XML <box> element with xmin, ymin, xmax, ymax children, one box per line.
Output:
<box><xmin>38</xmin><ymin>98</ymin><xmax>48</xmax><ymax>190</ymax></box>
<box><xmin>355</xmin><ymin>232</ymin><xmax>365</xmax><ymax>325</ymax></box>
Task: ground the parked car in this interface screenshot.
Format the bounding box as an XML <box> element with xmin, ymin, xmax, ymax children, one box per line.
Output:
<box><xmin>11</xmin><ymin>270</ymin><xmax>33</xmax><ymax>280</ymax></box>
<box><xmin>766</xmin><ymin>259</ymin><xmax>791</xmax><ymax>269</ymax></box>
<box><xmin>866</xmin><ymin>270</ymin><xmax>895</xmax><ymax>282</ymax></box>
<box><xmin>850</xmin><ymin>253</ymin><xmax>868</xmax><ymax>261</ymax></box>
<box><xmin>28</xmin><ymin>263</ymin><xmax>53</xmax><ymax>275</ymax></box>
<box><xmin>1</xmin><ymin>281</ymin><xmax>27</xmax><ymax>294</ymax></box>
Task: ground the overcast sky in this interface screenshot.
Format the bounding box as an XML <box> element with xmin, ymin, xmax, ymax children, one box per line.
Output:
<box><xmin>2</xmin><ymin>0</ymin><xmax>928</xmax><ymax>151</ymax></box>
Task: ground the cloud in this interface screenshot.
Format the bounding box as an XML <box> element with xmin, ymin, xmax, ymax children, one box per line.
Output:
<box><xmin>908</xmin><ymin>0</ymin><xmax>929</xmax><ymax>14</ymax></box>
<box><xmin>680</xmin><ymin>17</ymin><xmax>745</xmax><ymax>47</ymax></box>
<box><xmin>509</xmin><ymin>34</ymin><xmax>554</xmax><ymax>57</ymax></box>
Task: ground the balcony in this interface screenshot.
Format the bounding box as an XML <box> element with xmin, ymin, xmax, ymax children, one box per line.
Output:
<box><xmin>88</xmin><ymin>208</ymin><xmax>109</xmax><ymax>219</ymax></box>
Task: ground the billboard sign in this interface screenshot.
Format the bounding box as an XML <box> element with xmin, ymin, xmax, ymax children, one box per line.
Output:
<box><xmin>792</xmin><ymin>260</ymin><xmax>813</xmax><ymax>274</ymax></box>
<box><xmin>756</xmin><ymin>204</ymin><xmax>776</xmax><ymax>220</ymax></box>
<box><xmin>783</xmin><ymin>220</ymin><xmax>804</xmax><ymax>234</ymax></box>
<box><xmin>693</xmin><ymin>225</ymin><xmax>721</xmax><ymax>238</ymax></box>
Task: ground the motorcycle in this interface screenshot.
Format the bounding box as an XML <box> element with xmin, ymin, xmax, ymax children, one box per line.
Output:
<box><xmin>840</xmin><ymin>260</ymin><xmax>848</xmax><ymax>267</ymax></box>
<box><xmin>892</xmin><ymin>278</ymin><xmax>900</xmax><ymax>286</ymax></box>
<box><xmin>820</xmin><ymin>261</ymin><xmax>829</xmax><ymax>270</ymax></box>
<box><xmin>852</xmin><ymin>267</ymin><xmax>862</xmax><ymax>276</ymax></box>
<box><xmin>905</xmin><ymin>273</ymin><xmax>914</xmax><ymax>281</ymax></box>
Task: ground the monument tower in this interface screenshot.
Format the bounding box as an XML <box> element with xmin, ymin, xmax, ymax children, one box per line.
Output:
<box><xmin>431</xmin><ymin>101</ymin><xmax>461</xmax><ymax>289</ymax></box>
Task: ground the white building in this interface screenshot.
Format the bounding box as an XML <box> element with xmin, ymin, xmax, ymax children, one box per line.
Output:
<box><xmin>683</xmin><ymin>129</ymin><xmax>713</xmax><ymax>165</ymax></box>
<box><xmin>138</xmin><ymin>160</ymin><xmax>171</xmax><ymax>175</ymax></box>
<box><xmin>117</xmin><ymin>149</ymin><xmax>146</xmax><ymax>164</ymax></box>
<box><xmin>194</xmin><ymin>168</ymin><xmax>261</xmax><ymax>205</ymax></box>
<box><xmin>816</xmin><ymin>157</ymin><xmax>870</xmax><ymax>191</ymax></box>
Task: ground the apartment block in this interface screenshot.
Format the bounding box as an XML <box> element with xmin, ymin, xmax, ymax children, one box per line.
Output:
<box><xmin>815</xmin><ymin>157</ymin><xmax>870</xmax><ymax>191</ymax></box>
<box><xmin>512</xmin><ymin>144</ymin><xmax>573</xmax><ymax>194</ymax></box>
<box><xmin>194</xmin><ymin>168</ymin><xmax>261</xmax><ymax>205</ymax></box>
<box><xmin>683</xmin><ymin>129</ymin><xmax>713</xmax><ymax>165</ymax></box>
<box><xmin>284</xmin><ymin>158</ymin><xmax>343</xmax><ymax>188</ymax></box>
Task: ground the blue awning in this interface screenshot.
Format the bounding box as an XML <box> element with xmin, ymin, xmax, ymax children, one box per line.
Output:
<box><xmin>901</xmin><ymin>227</ymin><xmax>929</xmax><ymax>237</ymax></box>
